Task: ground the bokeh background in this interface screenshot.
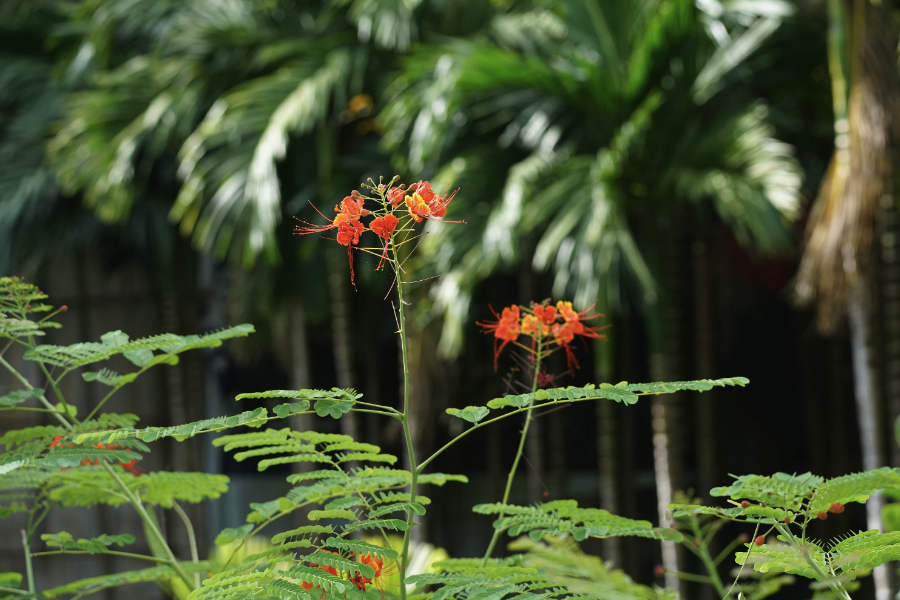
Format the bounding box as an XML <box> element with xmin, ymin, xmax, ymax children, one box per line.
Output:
<box><xmin>2</xmin><ymin>0</ymin><xmax>899</xmax><ymax>598</ymax></box>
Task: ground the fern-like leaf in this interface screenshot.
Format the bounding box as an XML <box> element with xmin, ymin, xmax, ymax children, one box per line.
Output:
<box><xmin>75</xmin><ymin>407</ymin><xmax>270</xmax><ymax>444</ymax></box>
<box><xmin>49</xmin><ymin>470</ymin><xmax>229</xmax><ymax>507</ymax></box>
<box><xmin>271</xmin><ymin>525</ymin><xmax>334</xmax><ymax>544</ymax></box>
<box><xmin>322</xmin><ymin>537</ymin><xmax>400</xmax><ymax>560</ymax></box>
<box><xmin>41</xmin><ymin>561</ymin><xmax>212</xmax><ymax>598</ymax></box>
<box><xmin>25</xmin><ymin>324</ymin><xmax>254</xmax><ymax>369</ymax></box>
<box><xmin>266</xmin><ymin>579</ymin><xmax>312</xmax><ymax>600</ymax></box>
<box><xmin>41</xmin><ymin>531</ymin><xmax>135</xmax><ymax>553</ymax></box>
<box><xmin>282</xmin><ymin>564</ymin><xmax>347</xmax><ymax>593</ymax></box>
<box><xmin>342</xmin><ymin>518</ymin><xmax>409</xmax><ymax>534</ymax></box>
<box><xmin>810</xmin><ymin>468</ymin><xmax>900</xmax><ymax>512</ymax></box>
<box><xmin>475</xmin><ymin>500</ymin><xmax>682</xmax><ymax>542</ymax></box>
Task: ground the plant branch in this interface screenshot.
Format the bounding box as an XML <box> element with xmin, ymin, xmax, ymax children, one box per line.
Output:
<box><xmin>101</xmin><ymin>463</ymin><xmax>194</xmax><ymax>590</ymax></box>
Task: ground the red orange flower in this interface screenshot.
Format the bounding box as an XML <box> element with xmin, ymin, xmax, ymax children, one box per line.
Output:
<box><xmin>480</xmin><ymin>300</ymin><xmax>608</xmax><ymax>373</ymax></box>
<box><xmin>479</xmin><ymin>305</ymin><xmax>521</xmax><ymax>369</ymax></box>
<box><xmin>370</xmin><ymin>215</ymin><xmax>399</xmax><ymax>240</ymax></box>
<box><xmin>404</xmin><ymin>181</ymin><xmax>458</xmax><ymax>222</ymax></box>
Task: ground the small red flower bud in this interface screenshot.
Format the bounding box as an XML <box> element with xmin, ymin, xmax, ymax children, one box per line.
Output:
<box><xmin>26</xmin><ymin>305</ymin><xmax>31</xmax><ymax>309</ymax></box>
<box><xmin>60</xmin><ymin>305</ymin><xmax>68</xmax><ymax>312</ymax></box>
<box><xmin>829</xmin><ymin>502</ymin><xmax>845</xmax><ymax>514</ymax></box>
<box><xmin>818</xmin><ymin>512</ymin><xmax>828</xmax><ymax>520</ymax></box>
<box><xmin>808</xmin><ymin>492</ymin><xmax>814</xmax><ymax>498</ymax></box>
<box><xmin>783</xmin><ymin>515</ymin><xmax>791</xmax><ymax>524</ymax></box>
<box><xmin>740</xmin><ymin>500</ymin><xmax>749</xmax><ymax>508</ymax></box>
<box><xmin>754</xmin><ymin>536</ymin><xmax>765</xmax><ymax>546</ymax></box>
<box><xmin>654</xmin><ymin>565</ymin><xmax>666</xmax><ymax>577</ymax></box>
<box><xmin>760</xmin><ymin>502</ymin><xmax>766</xmax><ymax>507</ymax></box>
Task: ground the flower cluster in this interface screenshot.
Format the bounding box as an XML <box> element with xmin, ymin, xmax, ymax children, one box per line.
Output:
<box><xmin>294</xmin><ymin>177</ymin><xmax>459</xmax><ymax>286</ymax></box>
<box><xmin>49</xmin><ymin>436</ymin><xmax>141</xmax><ymax>476</ymax></box>
<box><xmin>301</xmin><ymin>551</ymin><xmax>394</xmax><ymax>598</ymax></box>
<box><xmin>479</xmin><ymin>300</ymin><xmax>608</xmax><ymax>373</ymax></box>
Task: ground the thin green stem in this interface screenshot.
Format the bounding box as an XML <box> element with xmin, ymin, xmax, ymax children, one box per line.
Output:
<box><xmin>0</xmin><ymin>407</ymin><xmax>58</xmax><ymax>413</ymax></box>
<box><xmin>395</xmin><ymin>256</ymin><xmax>416</xmax><ymax>600</ymax></box>
<box><xmin>0</xmin><ymin>355</ymin><xmax>72</xmax><ymax>430</ymax></box>
<box><xmin>0</xmin><ymin>586</ymin><xmax>28</xmax><ymax>596</ymax></box>
<box><xmin>171</xmin><ymin>501</ymin><xmax>201</xmax><ymax>588</ymax></box>
<box><xmin>774</xmin><ymin>524</ymin><xmax>851</xmax><ymax>600</ymax></box>
<box><xmin>21</xmin><ymin>530</ymin><xmax>34</xmax><ymax>594</ymax></box>
<box><xmin>482</xmin><ymin>338</ymin><xmax>543</xmax><ymax>565</ymax></box>
<box><xmin>101</xmin><ymin>463</ymin><xmax>194</xmax><ymax>590</ymax></box>
<box><xmin>30</xmin><ymin>550</ymin><xmax>169</xmax><ymax>564</ymax></box>
<box><xmin>687</xmin><ymin>518</ymin><xmax>728</xmax><ymax>598</ymax></box>
<box><xmin>671</xmin><ymin>571</ymin><xmax>713</xmax><ymax>584</ymax></box>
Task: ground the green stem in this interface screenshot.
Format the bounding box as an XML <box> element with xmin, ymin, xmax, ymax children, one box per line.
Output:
<box><xmin>0</xmin><ymin>586</ymin><xmax>28</xmax><ymax>596</ymax></box>
<box><xmin>171</xmin><ymin>501</ymin><xmax>201</xmax><ymax>588</ymax></box>
<box><xmin>0</xmin><ymin>355</ymin><xmax>72</xmax><ymax>430</ymax></box>
<box><xmin>774</xmin><ymin>524</ymin><xmax>851</xmax><ymax>600</ymax></box>
<box><xmin>670</xmin><ymin>570</ymin><xmax>713</xmax><ymax>584</ymax></box>
<box><xmin>687</xmin><ymin>519</ymin><xmax>728</xmax><ymax>598</ymax></box>
<box><xmin>102</xmin><ymin>463</ymin><xmax>194</xmax><ymax>590</ymax></box>
<box><xmin>482</xmin><ymin>337</ymin><xmax>543</xmax><ymax>565</ymax></box>
<box><xmin>21</xmin><ymin>530</ymin><xmax>34</xmax><ymax>594</ymax></box>
<box><xmin>395</xmin><ymin>258</ymin><xmax>416</xmax><ymax>600</ymax></box>
<box><xmin>30</xmin><ymin>550</ymin><xmax>169</xmax><ymax>564</ymax></box>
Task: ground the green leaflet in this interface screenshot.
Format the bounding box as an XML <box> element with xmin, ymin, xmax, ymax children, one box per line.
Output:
<box><xmin>39</xmin><ymin>445</ymin><xmax>142</xmax><ymax>468</ymax></box>
<box><xmin>322</xmin><ymin>537</ymin><xmax>400</xmax><ymax>560</ymax></box>
<box><xmin>314</xmin><ymin>398</ymin><xmax>354</xmax><ymax>419</ymax></box>
<box><xmin>271</xmin><ymin>525</ymin><xmax>333</xmax><ymax>544</ymax></box>
<box><xmin>282</xmin><ymin>564</ymin><xmax>347</xmax><ymax>593</ymax></box>
<box><xmin>475</xmin><ymin>501</ymin><xmax>682</xmax><ymax>542</ymax></box>
<box><xmin>75</xmin><ymin>407</ymin><xmax>270</xmax><ymax>444</ymax></box>
<box><xmin>236</xmin><ymin>388</ymin><xmax>361</xmax><ymax>401</ymax></box>
<box><xmin>307</xmin><ymin>550</ymin><xmax>375</xmax><ymax>578</ymax></box>
<box><xmin>446</xmin><ymin>406</ymin><xmax>490</xmax><ymax>423</ymax></box>
<box><xmin>0</xmin><ymin>388</ymin><xmax>43</xmax><ymax>407</ymax></box>
<box><xmin>810</xmin><ymin>468</ymin><xmax>900</xmax><ymax>512</ymax></box>
<box><xmin>0</xmin><ymin>425</ymin><xmax>66</xmax><ymax>448</ymax></box>
<box><xmin>82</xmin><ymin>368</ymin><xmax>138</xmax><ymax>387</ymax></box>
<box><xmin>41</xmin><ymin>561</ymin><xmax>213</xmax><ymax>598</ymax></box>
<box><xmin>368</xmin><ymin>501</ymin><xmax>426</xmax><ymax>518</ymax></box>
<box><xmin>485</xmin><ymin>377</ymin><xmax>749</xmax><ymax>411</ymax></box>
<box><xmin>50</xmin><ymin>470</ymin><xmax>229</xmax><ymax>508</ymax></box>
<box><xmin>711</xmin><ymin>472</ymin><xmax>824</xmax><ymax>505</ymax></box>
<box><xmin>341</xmin><ymin>518</ymin><xmax>409</xmax><ymax>534</ymax></box>
<box><xmin>267</xmin><ymin>579</ymin><xmax>313</xmax><ymax>600</ymax></box>
<box><xmin>41</xmin><ymin>532</ymin><xmax>135</xmax><ymax>553</ymax></box>
<box><xmin>417</xmin><ymin>473</ymin><xmax>469</xmax><ymax>486</ymax></box>
<box><xmin>24</xmin><ymin>324</ymin><xmax>254</xmax><ymax>369</ymax></box>
<box><xmin>308</xmin><ymin>509</ymin><xmax>358</xmax><ymax>521</ymax></box>
<box><xmin>215</xmin><ymin>524</ymin><xmax>254</xmax><ymax>546</ymax></box>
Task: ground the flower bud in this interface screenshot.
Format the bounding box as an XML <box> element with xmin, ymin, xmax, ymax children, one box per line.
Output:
<box><xmin>829</xmin><ymin>502</ymin><xmax>845</xmax><ymax>514</ymax></box>
<box><xmin>740</xmin><ymin>500</ymin><xmax>749</xmax><ymax>508</ymax></box>
<box><xmin>754</xmin><ymin>536</ymin><xmax>765</xmax><ymax>546</ymax></box>
<box><xmin>818</xmin><ymin>512</ymin><xmax>828</xmax><ymax>520</ymax></box>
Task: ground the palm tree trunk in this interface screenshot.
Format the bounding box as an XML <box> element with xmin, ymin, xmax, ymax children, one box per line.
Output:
<box><xmin>595</xmin><ymin>337</ymin><xmax>621</xmax><ymax>565</ymax></box>
<box><xmin>848</xmin><ymin>284</ymin><xmax>889</xmax><ymax>599</ymax></box>
<box><xmin>327</xmin><ymin>249</ymin><xmax>361</xmax><ymax>441</ymax></box>
<box><xmin>647</xmin><ymin>226</ymin><xmax>685</xmax><ymax>595</ymax></box>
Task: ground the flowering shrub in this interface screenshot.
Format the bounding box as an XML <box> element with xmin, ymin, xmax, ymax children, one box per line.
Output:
<box><xmin>1</xmin><ymin>179</ymin><xmax>896</xmax><ymax>600</ymax></box>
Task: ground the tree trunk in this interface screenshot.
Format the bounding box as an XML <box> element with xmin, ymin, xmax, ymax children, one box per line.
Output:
<box><xmin>848</xmin><ymin>284</ymin><xmax>889</xmax><ymax>599</ymax></box>
<box><xmin>647</xmin><ymin>226</ymin><xmax>685</xmax><ymax>596</ymax></box>
<box><xmin>327</xmin><ymin>249</ymin><xmax>361</xmax><ymax>443</ymax></box>
<box><xmin>595</xmin><ymin>337</ymin><xmax>621</xmax><ymax>565</ymax></box>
